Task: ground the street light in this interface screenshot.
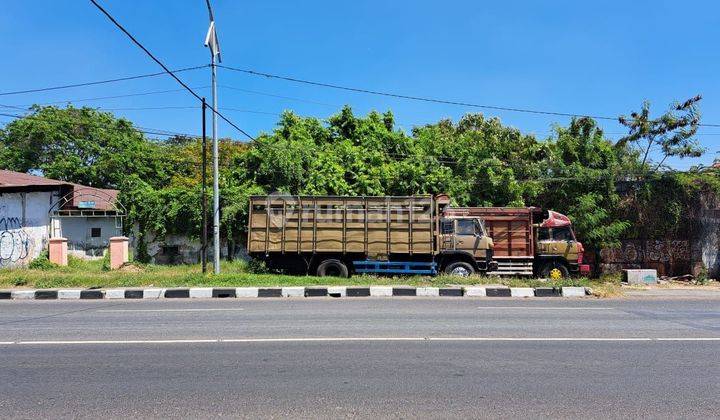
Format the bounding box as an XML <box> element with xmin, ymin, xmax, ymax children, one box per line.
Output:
<box><xmin>204</xmin><ymin>0</ymin><xmax>221</xmax><ymax>274</ymax></box>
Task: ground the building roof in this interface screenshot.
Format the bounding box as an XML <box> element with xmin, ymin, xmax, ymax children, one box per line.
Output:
<box><xmin>0</xmin><ymin>170</ymin><xmax>120</xmax><ymax>212</ymax></box>
<box><xmin>0</xmin><ymin>169</ymin><xmax>69</xmax><ymax>188</ymax></box>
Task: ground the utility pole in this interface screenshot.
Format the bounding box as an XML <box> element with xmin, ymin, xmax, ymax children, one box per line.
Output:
<box><xmin>201</xmin><ymin>97</ymin><xmax>208</xmax><ymax>273</ymax></box>
<box><xmin>204</xmin><ymin>0</ymin><xmax>222</xmax><ymax>274</ymax></box>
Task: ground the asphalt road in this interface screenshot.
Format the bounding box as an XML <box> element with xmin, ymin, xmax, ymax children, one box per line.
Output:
<box><xmin>1</xmin><ymin>297</ymin><xmax>719</xmax><ymax>418</ymax></box>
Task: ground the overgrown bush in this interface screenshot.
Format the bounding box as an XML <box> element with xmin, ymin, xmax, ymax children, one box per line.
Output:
<box><xmin>67</xmin><ymin>254</ymin><xmax>84</xmax><ymax>268</ymax></box>
<box><xmin>101</xmin><ymin>251</ymin><xmax>111</xmax><ymax>271</ymax></box>
<box><xmin>246</xmin><ymin>258</ymin><xmax>269</xmax><ymax>274</ymax></box>
<box><xmin>695</xmin><ymin>266</ymin><xmax>709</xmax><ymax>285</ymax></box>
<box><xmin>28</xmin><ymin>250</ymin><xmax>56</xmax><ymax>270</ymax></box>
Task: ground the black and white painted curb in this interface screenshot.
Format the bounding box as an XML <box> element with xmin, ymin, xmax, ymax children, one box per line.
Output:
<box><xmin>0</xmin><ymin>286</ymin><xmax>588</xmax><ymax>300</ymax></box>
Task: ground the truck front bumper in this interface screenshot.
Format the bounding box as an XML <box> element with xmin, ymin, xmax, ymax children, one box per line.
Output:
<box><xmin>579</xmin><ymin>264</ymin><xmax>591</xmax><ymax>276</ymax></box>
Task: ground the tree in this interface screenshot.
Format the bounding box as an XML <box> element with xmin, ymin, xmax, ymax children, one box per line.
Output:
<box><xmin>538</xmin><ymin>117</ymin><xmax>630</xmax><ymax>248</ymax></box>
<box><xmin>617</xmin><ymin>95</ymin><xmax>704</xmax><ymax>173</ymax></box>
<box><xmin>0</xmin><ymin>105</ymin><xmax>168</xmax><ymax>188</ymax></box>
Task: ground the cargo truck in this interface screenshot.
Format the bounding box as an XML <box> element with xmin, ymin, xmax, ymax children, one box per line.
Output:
<box><xmin>247</xmin><ymin>194</ymin><xmax>498</xmax><ymax>277</ymax></box>
<box><xmin>442</xmin><ymin>207</ymin><xmax>591</xmax><ymax>278</ymax></box>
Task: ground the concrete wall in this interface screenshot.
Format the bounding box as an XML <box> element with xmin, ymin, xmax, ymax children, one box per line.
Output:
<box><xmin>60</xmin><ymin>217</ymin><xmax>121</xmax><ymax>258</ymax></box>
<box><xmin>130</xmin><ymin>228</ymin><xmax>244</xmax><ymax>264</ymax></box>
<box><xmin>599</xmin><ymin>240</ymin><xmax>691</xmax><ymax>277</ymax></box>
<box><xmin>599</xmin><ymin>192</ymin><xmax>720</xmax><ymax>278</ymax></box>
<box><xmin>697</xmin><ymin>207</ymin><xmax>720</xmax><ymax>278</ymax></box>
<box><xmin>0</xmin><ymin>191</ymin><xmax>56</xmax><ymax>268</ymax></box>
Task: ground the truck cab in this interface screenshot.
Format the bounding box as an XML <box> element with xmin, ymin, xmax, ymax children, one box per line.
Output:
<box><xmin>535</xmin><ymin>211</ymin><xmax>590</xmax><ymax>278</ymax></box>
<box><xmin>441</xmin><ymin>206</ymin><xmax>590</xmax><ymax>278</ymax></box>
<box><xmin>438</xmin><ymin>216</ymin><xmax>496</xmax><ymax>276</ymax></box>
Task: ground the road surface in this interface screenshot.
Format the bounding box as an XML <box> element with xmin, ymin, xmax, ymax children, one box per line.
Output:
<box><xmin>1</xmin><ymin>297</ymin><xmax>718</xmax><ymax>418</ymax></box>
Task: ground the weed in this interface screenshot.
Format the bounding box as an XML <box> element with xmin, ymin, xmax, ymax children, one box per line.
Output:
<box><xmin>28</xmin><ymin>251</ymin><xmax>56</xmax><ymax>270</ymax></box>
<box><xmin>695</xmin><ymin>267</ymin><xmax>709</xmax><ymax>286</ymax></box>
<box><xmin>101</xmin><ymin>251</ymin><xmax>111</xmax><ymax>271</ymax></box>
<box><xmin>0</xmin><ymin>260</ymin><xmax>621</xmax><ymax>294</ymax></box>
<box><xmin>246</xmin><ymin>258</ymin><xmax>270</xmax><ymax>274</ymax></box>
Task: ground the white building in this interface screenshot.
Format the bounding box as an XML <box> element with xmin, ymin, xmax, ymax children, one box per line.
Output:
<box><xmin>0</xmin><ymin>170</ymin><xmax>123</xmax><ymax>268</ymax></box>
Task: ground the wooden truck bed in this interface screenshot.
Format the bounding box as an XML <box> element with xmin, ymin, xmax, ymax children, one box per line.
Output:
<box><xmin>444</xmin><ymin>207</ymin><xmax>534</xmax><ymax>258</ymax></box>
<box><xmin>248</xmin><ymin>196</ymin><xmax>435</xmax><ymax>257</ymax></box>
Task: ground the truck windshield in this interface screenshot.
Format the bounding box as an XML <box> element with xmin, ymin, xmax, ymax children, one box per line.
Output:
<box><xmin>538</xmin><ymin>226</ymin><xmax>574</xmax><ymax>241</ymax></box>
<box><xmin>553</xmin><ymin>227</ymin><xmax>574</xmax><ymax>241</ymax></box>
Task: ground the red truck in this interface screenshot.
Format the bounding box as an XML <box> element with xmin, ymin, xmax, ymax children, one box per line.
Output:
<box><xmin>442</xmin><ymin>206</ymin><xmax>591</xmax><ymax>278</ymax></box>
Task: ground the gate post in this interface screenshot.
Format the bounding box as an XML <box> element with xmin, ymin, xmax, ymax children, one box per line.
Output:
<box><xmin>109</xmin><ymin>236</ymin><xmax>129</xmax><ymax>269</ymax></box>
<box><xmin>48</xmin><ymin>237</ymin><xmax>68</xmax><ymax>266</ymax></box>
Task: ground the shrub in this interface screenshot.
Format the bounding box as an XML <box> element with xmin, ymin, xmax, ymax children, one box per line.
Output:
<box><xmin>696</xmin><ymin>266</ymin><xmax>709</xmax><ymax>286</ymax></box>
<box><xmin>246</xmin><ymin>258</ymin><xmax>269</xmax><ymax>274</ymax></box>
<box><xmin>67</xmin><ymin>254</ymin><xmax>84</xmax><ymax>268</ymax></box>
<box><xmin>28</xmin><ymin>251</ymin><xmax>57</xmax><ymax>270</ymax></box>
<box><xmin>101</xmin><ymin>251</ymin><xmax>111</xmax><ymax>271</ymax></box>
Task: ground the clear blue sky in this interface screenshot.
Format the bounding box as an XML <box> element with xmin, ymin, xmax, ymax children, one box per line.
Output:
<box><xmin>2</xmin><ymin>0</ymin><xmax>719</xmax><ymax>169</ymax></box>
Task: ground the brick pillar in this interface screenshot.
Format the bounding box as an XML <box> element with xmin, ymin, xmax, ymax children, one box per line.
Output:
<box><xmin>48</xmin><ymin>237</ymin><xmax>68</xmax><ymax>266</ymax></box>
<box><xmin>109</xmin><ymin>236</ymin><xmax>129</xmax><ymax>270</ymax></box>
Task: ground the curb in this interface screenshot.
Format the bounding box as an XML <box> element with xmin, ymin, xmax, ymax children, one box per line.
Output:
<box><xmin>0</xmin><ymin>286</ymin><xmax>590</xmax><ymax>300</ymax></box>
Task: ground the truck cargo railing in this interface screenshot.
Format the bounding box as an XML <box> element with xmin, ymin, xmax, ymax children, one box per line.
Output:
<box><xmin>248</xmin><ymin>195</ymin><xmax>436</xmax><ymax>256</ymax></box>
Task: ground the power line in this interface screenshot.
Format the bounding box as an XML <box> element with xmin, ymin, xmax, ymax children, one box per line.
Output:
<box><xmin>0</xmin><ymin>104</ymin><xmax>28</xmax><ymax>112</ymax></box>
<box><xmin>0</xmin><ymin>65</ymin><xmax>207</xmax><ymax>97</ymax></box>
<box><xmin>1</xmin><ymin>108</ymin><xmax>707</xmax><ymax>172</ymax></box>
<box><xmin>0</xmin><ymin>112</ymin><xmax>24</xmax><ymax>119</ymax></box>
<box><xmin>218</xmin><ymin>64</ymin><xmax>622</xmax><ymax>121</ymax></box>
<box><xmin>89</xmin><ymin>0</ymin><xmax>254</xmax><ymax>141</ymax></box>
<box><xmin>218</xmin><ymin>64</ymin><xmax>720</xmax><ymax>129</ymax></box>
<box><xmin>219</xmin><ymin>84</ymin><xmax>337</xmax><ymax>108</ymax></box>
<box><xmin>0</xmin><ymin>111</ymin><xmax>199</xmax><ymax>138</ymax></box>
<box><xmin>6</xmin><ymin>99</ymin><xmax>720</xmax><ymax>139</ymax></box>
<box><xmin>20</xmin><ymin>86</ymin><xmax>210</xmax><ymax>107</ymax></box>
<box><xmin>96</xmin><ymin>105</ymin><xmax>197</xmax><ymax>111</ymax></box>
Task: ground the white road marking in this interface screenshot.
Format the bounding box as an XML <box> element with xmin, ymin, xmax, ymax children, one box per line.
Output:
<box><xmin>97</xmin><ymin>308</ymin><xmax>245</xmax><ymax>313</ymax></box>
<box><xmin>1</xmin><ymin>337</ymin><xmax>719</xmax><ymax>345</ymax></box>
<box><xmin>477</xmin><ymin>306</ymin><xmax>614</xmax><ymax>310</ymax></box>
<box><xmin>656</xmin><ymin>337</ymin><xmax>720</xmax><ymax>341</ymax></box>
<box><xmin>14</xmin><ymin>339</ymin><xmax>219</xmax><ymax>345</ymax></box>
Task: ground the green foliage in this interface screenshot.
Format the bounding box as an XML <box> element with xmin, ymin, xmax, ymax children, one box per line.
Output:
<box><xmin>101</xmin><ymin>251</ymin><xmax>111</xmax><ymax>272</ymax></box>
<box><xmin>28</xmin><ymin>250</ymin><xmax>56</xmax><ymax>270</ymax></box>
<box><xmin>246</xmin><ymin>258</ymin><xmax>270</xmax><ymax>274</ymax></box>
<box><xmin>566</xmin><ymin>193</ymin><xmax>630</xmax><ymax>248</ymax></box>
<box><xmin>0</xmin><ymin>106</ymin><xmax>170</xmax><ymax>188</ymax></box>
<box><xmin>67</xmin><ymin>255</ymin><xmax>85</xmax><ymax>268</ymax></box>
<box><xmin>618</xmin><ymin>96</ymin><xmax>704</xmax><ymax>172</ymax></box>
<box><xmin>696</xmin><ymin>266</ymin><xmax>708</xmax><ymax>285</ymax></box>
<box><xmin>2</xmin><ymin>102</ymin><xmax>714</xmax><ymax>254</ymax></box>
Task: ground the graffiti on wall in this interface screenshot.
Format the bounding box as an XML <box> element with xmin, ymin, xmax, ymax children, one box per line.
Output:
<box><xmin>0</xmin><ymin>216</ymin><xmax>33</xmax><ymax>267</ymax></box>
<box><xmin>600</xmin><ymin>240</ymin><xmax>691</xmax><ymax>276</ymax></box>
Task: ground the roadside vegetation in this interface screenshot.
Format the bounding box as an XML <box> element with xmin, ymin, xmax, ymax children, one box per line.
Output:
<box><xmin>1</xmin><ymin>98</ymin><xmax>717</xmax><ymax>283</ymax></box>
<box><xmin>1</xmin><ymin>99</ymin><xmax>716</xmax><ymax>263</ymax></box>
<box><xmin>0</xmin><ymin>257</ymin><xmax>621</xmax><ymax>296</ymax></box>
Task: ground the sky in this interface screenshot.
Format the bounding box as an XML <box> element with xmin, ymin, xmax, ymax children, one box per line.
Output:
<box><xmin>1</xmin><ymin>0</ymin><xmax>719</xmax><ymax>169</ymax></box>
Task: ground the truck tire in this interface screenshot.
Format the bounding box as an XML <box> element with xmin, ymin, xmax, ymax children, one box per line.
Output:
<box><xmin>316</xmin><ymin>259</ymin><xmax>349</xmax><ymax>278</ymax></box>
<box><xmin>444</xmin><ymin>261</ymin><xmax>475</xmax><ymax>277</ymax></box>
<box><xmin>540</xmin><ymin>262</ymin><xmax>570</xmax><ymax>280</ymax></box>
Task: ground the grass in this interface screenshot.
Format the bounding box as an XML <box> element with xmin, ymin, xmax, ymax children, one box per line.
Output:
<box><xmin>0</xmin><ymin>257</ymin><xmax>622</xmax><ymax>295</ymax></box>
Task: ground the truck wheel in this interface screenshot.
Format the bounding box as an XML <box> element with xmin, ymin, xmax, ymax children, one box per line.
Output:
<box><xmin>444</xmin><ymin>261</ymin><xmax>475</xmax><ymax>277</ymax></box>
<box><xmin>540</xmin><ymin>262</ymin><xmax>569</xmax><ymax>280</ymax></box>
<box><xmin>316</xmin><ymin>259</ymin><xmax>349</xmax><ymax>278</ymax></box>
